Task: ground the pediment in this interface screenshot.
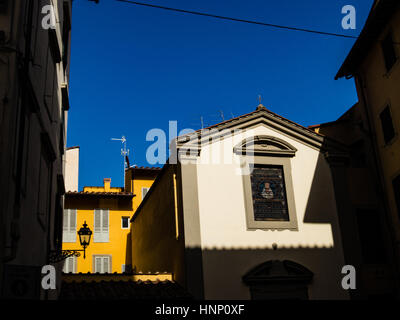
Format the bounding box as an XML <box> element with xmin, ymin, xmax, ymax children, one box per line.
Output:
<box><xmin>242</xmin><ymin>260</ymin><xmax>314</xmax><ymax>285</ymax></box>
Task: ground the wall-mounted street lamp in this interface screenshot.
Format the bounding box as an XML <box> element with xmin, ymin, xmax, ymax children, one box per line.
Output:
<box><xmin>77</xmin><ymin>221</ymin><xmax>92</xmax><ymax>259</ymax></box>
<box><xmin>49</xmin><ymin>221</ymin><xmax>92</xmax><ymax>263</ymax></box>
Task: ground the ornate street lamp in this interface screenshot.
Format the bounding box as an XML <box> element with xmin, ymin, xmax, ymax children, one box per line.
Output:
<box><xmin>77</xmin><ymin>221</ymin><xmax>92</xmax><ymax>259</ymax></box>
<box><xmin>49</xmin><ymin>221</ymin><xmax>92</xmax><ymax>263</ymax></box>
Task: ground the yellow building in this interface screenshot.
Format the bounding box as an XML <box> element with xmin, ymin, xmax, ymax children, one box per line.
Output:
<box><xmin>62</xmin><ymin>166</ymin><xmax>160</xmax><ymax>274</ymax></box>
<box><xmin>336</xmin><ymin>0</ymin><xmax>400</xmax><ymax>284</ymax></box>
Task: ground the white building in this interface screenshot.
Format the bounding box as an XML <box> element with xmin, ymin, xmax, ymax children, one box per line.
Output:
<box><xmin>131</xmin><ymin>104</ymin><xmax>351</xmax><ymax>299</ymax></box>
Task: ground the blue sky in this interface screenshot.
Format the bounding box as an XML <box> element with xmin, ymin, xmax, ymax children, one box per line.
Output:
<box><xmin>67</xmin><ymin>0</ymin><xmax>374</xmax><ymax>189</ymax></box>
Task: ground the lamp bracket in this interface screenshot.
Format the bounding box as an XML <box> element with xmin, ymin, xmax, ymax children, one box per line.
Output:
<box><xmin>48</xmin><ymin>250</ymin><xmax>82</xmax><ymax>263</ymax></box>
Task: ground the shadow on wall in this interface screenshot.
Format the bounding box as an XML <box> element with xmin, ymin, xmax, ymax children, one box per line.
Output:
<box><xmin>65</xmin><ymin>197</ymin><xmax>133</xmax><ymax>211</ymax></box>
<box><xmin>125</xmin><ymin>232</ymin><xmax>132</xmax><ymax>271</ymax></box>
<box><xmin>190</xmin><ymin>246</ymin><xmax>347</xmax><ymax>300</ymax></box>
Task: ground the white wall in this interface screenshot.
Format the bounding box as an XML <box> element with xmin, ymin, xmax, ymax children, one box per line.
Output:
<box><xmin>193</xmin><ymin>124</ymin><xmax>349</xmax><ymax>299</ymax></box>
<box><xmin>65</xmin><ymin>147</ymin><xmax>79</xmax><ymax>192</ymax></box>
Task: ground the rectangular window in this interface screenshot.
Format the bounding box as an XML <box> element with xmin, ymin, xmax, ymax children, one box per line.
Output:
<box><xmin>121</xmin><ymin>216</ymin><xmax>130</xmax><ymax>229</ymax></box>
<box><xmin>250</xmin><ymin>165</ymin><xmax>289</xmax><ymax>221</ymax></box>
<box><xmin>380</xmin><ymin>106</ymin><xmax>396</xmax><ymax>144</ymax></box>
<box><xmin>393</xmin><ymin>175</ymin><xmax>400</xmax><ymax>220</ymax></box>
<box><xmin>93</xmin><ymin>255</ymin><xmax>111</xmax><ymax>274</ymax></box>
<box><xmin>142</xmin><ymin>187</ymin><xmax>150</xmax><ymax>200</ymax></box>
<box><xmin>93</xmin><ymin>209</ymin><xmax>109</xmax><ymax>242</ymax></box>
<box><xmin>382</xmin><ymin>32</ymin><xmax>397</xmax><ymax>72</ymax></box>
<box><xmin>63</xmin><ymin>256</ymin><xmax>77</xmax><ymax>274</ymax></box>
<box><xmin>62</xmin><ymin>209</ymin><xmax>76</xmax><ymax>243</ymax></box>
<box><xmin>356</xmin><ymin>209</ymin><xmax>386</xmax><ymax>264</ymax></box>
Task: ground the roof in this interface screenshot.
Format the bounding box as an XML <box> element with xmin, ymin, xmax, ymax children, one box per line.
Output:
<box><xmin>182</xmin><ymin>104</ymin><xmax>324</xmax><ymax>140</ymax></box>
<box><xmin>335</xmin><ymin>0</ymin><xmax>400</xmax><ymax>79</ymax></box>
<box><xmin>59</xmin><ymin>278</ymin><xmax>192</xmax><ymax>300</ymax></box>
<box><xmin>174</xmin><ymin>104</ymin><xmax>346</xmax><ymax>152</ymax></box>
<box><xmin>65</xmin><ymin>191</ymin><xmax>134</xmax><ymax>198</ymax></box>
<box><xmin>308</xmin><ymin>103</ymin><xmax>358</xmax><ymax>130</ymax></box>
<box><xmin>130</xmin><ymin>166</ymin><xmax>162</xmax><ymax>171</ymax></box>
<box><xmin>66</xmin><ymin>146</ymin><xmax>80</xmax><ymax>150</ymax></box>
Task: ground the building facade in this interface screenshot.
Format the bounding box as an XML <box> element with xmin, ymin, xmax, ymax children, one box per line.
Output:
<box><xmin>335</xmin><ymin>0</ymin><xmax>400</xmax><ymax>295</ymax></box>
<box><xmin>0</xmin><ymin>0</ymin><xmax>72</xmax><ymax>299</ymax></box>
<box><xmin>130</xmin><ymin>104</ymin><xmax>357</xmax><ymax>300</ymax></box>
<box><xmin>62</xmin><ymin>166</ymin><xmax>160</xmax><ymax>274</ymax></box>
<box><xmin>310</xmin><ymin>103</ymin><xmax>398</xmax><ymax>298</ymax></box>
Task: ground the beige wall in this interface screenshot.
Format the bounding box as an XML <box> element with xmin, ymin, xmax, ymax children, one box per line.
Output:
<box><xmin>65</xmin><ymin>147</ymin><xmax>79</xmax><ymax>192</ymax></box>
<box><xmin>355</xmin><ymin>9</ymin><xmax>400</xmax><ymax>244</ymax></box>
<box><xmin>186</xmin><ymin>125</ymin><xmax>348</xmax><ymax>299</ymax></box>
<box><xmin>130</xmin><ymin>165</ymin><xmax>186</xmax><ymax>286</ymax></box>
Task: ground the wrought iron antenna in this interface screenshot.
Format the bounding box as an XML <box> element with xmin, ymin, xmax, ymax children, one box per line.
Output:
<box><xmin>200</xmin><ymin>116</ymin><xmax>204</xmax><ymax>129</ymax></box>
<box><xmin>111</xmin><ymin>135</ymin><xmax>130</xmax><ymax>187</ymax></box>
<box><xmin>258</xmin><ymin>94</ymin><xmax>262</xmax><ymax>105</ymax></box>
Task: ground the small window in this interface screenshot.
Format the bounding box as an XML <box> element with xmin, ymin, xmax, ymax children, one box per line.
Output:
<box><xmin>93</xmin><ymin>255</ymin><xmax>111</xmax><ymax>274</ymax></box>
<box><xmin>356</xmin><ymin>209</ymin><xmax>386</xmax><ymax>264</ymax></box>
<box><xmin>379</xmin><ymin>106</ymin><xmax>396</xmax><ymax>144</ymax></box>
<box><xmin>142</xmin><ymin>187</ymin><xmax>150</xmax><ymax>200</ymax></box>
<box><xmin>121</xmin><ymin>216</ymin><xmax>130</xmax><ymax>229</ymax></box>
<box><xmin>382</xmin><ymin>32</ymin><xmax>397</xmax><ymax>72</ymax></box>
<box><xmin>62</xmin><ymin>209</ymin><xmax>76</xmax><ymax>243</ymax></box>
<box><xmin>63</xmin><ymin>256</ymin><xmax>77</xmax><ymax>274</ymax></box>
<box><xmin>393</xmin><ymin>175</ymin><xmax>400</xmax><ymax>220</ymax></box>
<box><xmin>93</xmin><ymin>209</ymin><xmax>109</xmax><ymax>242</ymax></box>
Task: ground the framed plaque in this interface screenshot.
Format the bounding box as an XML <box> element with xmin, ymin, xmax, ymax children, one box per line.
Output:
<box><xmin>250</xmin><ymin>164</ymin><xmax>289</xmax><ymax>221</ymax></box>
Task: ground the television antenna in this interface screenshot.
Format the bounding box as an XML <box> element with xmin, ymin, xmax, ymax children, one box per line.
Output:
<box><xmin>111</xmin><ymin>135</ymin><xmax>130</xmax><ymax>187</ymax></box>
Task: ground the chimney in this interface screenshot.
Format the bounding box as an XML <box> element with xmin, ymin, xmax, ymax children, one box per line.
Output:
<box><xmin>104</xmin><ymin>178</ymin><xmax>111</xmax><ymax>191</ymax></box>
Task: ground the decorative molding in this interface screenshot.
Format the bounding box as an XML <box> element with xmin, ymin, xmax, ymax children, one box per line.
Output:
<box><xmin>242</xmin><ymin>260</ymin><xmax>314</xmax><ymax>285</ymax></box>
<box><xmin>234</xmin><ymin>135</ymin><xmax>297</xmax><ymax>157</ymax></box>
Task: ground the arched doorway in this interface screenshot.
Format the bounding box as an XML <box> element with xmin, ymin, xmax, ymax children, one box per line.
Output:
<box><xmin>242</xmin><ymin>260</ymin><xmax>313</xmax><ymax>300</ymax></box>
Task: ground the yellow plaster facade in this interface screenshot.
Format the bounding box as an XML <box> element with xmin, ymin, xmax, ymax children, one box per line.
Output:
<box><xmin>62</xmin><ymin>167</ymin><xmax>160</xmax><ymax>274</ymax></box>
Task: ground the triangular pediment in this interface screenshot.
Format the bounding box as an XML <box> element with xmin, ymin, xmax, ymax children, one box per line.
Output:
<box><xmin>174</xmin><ymin>105</ymin><xmax>346</xmax><ymax>154</ymax></box>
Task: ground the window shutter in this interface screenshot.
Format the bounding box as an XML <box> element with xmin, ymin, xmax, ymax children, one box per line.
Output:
<box><xmin>68</xmin><ymin>257</ymin><xmax>74</xmax><ymax>273</ymax></box>
<box><xmin>63</xmin><ymin>209</ymin><xmax>76</xmax><ymax>242</ymax></box>
<box><xmin>95</xmin><ymin>257</ymin><xmax>102</xmax><ymax>273</ymax></box>
<box><xmin>63</xmin><ymin>256</ymin><xmax>76</xmax><ymax>273</ymax></box>
<box><xmin>94</xmin><ymin>209</ymin><xmax>109</xmax><ymax>242</ymax></box>
<box><xmin>103</xmin><ymin>256</ymin><xmax>110</xmax><ymax>273</ymax></box>
<box><xmin>102</xmin><ymin>210</ymin><xmax>108</xmax><ymax>233</ymax></box>
<box><xmin>70</xmin><ymin>209</ymin><xmax>76</xmax><ymax>233</ymax></box>
<box><xmin>142</xmin><ymin>188</ymin><xmax>149</xmax><ymax>200</ymax></box>
<box><xmin>94</xmin><ymin>209</ymin><xmax>101</xmax><ymax>233</ymax></box>
<box><xmin>63</xmin><ymin>209</ymin><xmax>69</xmax><ymax>232</ymax></box>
